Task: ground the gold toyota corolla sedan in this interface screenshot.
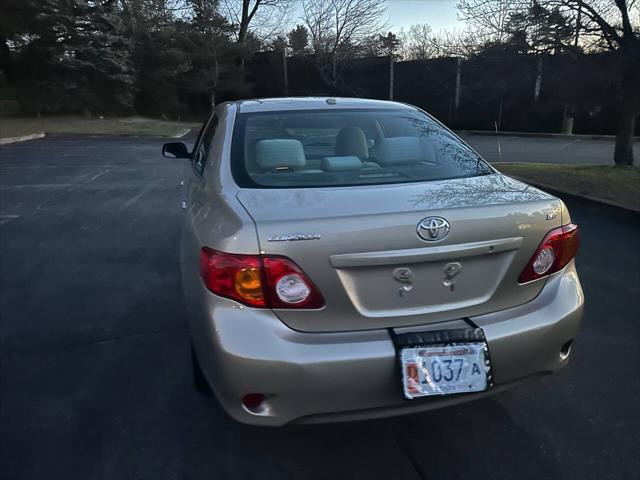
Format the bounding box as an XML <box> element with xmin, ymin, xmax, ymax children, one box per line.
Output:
<box><xmin>163</xmin><ymin>97</ymin><xmax>583</xmax><ymax>426</ymax></box>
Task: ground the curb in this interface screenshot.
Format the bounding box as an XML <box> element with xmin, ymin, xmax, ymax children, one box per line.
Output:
<box><xmin>457</xmin><ymin>130</ymin><xmax>639</xmax><ymax>141</ymax></box>
<box><xmin>0</xmin><ymin>132</ymin><xmax>46</xmax><ymax>145</ymax></box>
<box><xmin>1</xmin><ymin>128</ymin><xmax>193</xmax><ymax>142</ymax></box>
<box><xmin>507</xmin><ymin>174</ymin><xmax>640</xmax><ymax>213</ymax></box>
<box><xmin>56</xmin><ymin>132</ymin><xmax>191</xmax><ymax>139</ymax></box>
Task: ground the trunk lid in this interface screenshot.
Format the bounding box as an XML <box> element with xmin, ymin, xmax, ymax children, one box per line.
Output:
<box><xmin>237</xmin><ymin>174</ymin><xmax>562</xmax><ymax>332</ymax></box>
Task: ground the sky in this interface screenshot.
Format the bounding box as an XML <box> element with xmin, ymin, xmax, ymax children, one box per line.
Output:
<box><xmin>385</xmin><ymin>0</ymin><xmax>461</xmax><ymax>31</ymax></box>
<box><xmin>288</xmin><ymin>0</ymin><xmax>463</xmax><ymax>33</ymax></box>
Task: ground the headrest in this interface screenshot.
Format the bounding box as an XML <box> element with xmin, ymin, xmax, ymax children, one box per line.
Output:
<box><xmin>335</xmin><ymin>127</ymin><xmax>368</xmax><ymax>161</ymax></box>
<box><xmin>376</xmin><ymin>136</ymin><xmax>424</xmax><ymax>166</ymax></box>
<box><xmin>255</xmin><ymin>139</ymin><xmax>306</xmax><ymax>170</ymax></box>
<box><xmin>321</xmin><ymin>156</ymin><xmax>364</xmax><ymax>171</ymax></box>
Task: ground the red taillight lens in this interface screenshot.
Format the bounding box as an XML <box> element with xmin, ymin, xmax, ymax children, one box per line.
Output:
<box><xmin>199</xmin><ymin>248</ymin><xmax>266</xmax><ymax>307</ymax></box>
<box><xmin>199</xmin><ymin>248</ymin><xmax>324</xmax><ymax>309</ymax></box>
<box><xmin>519</xmin><ymin>223</ymin><xmax>579</xmax><ymax>283</ymax></box>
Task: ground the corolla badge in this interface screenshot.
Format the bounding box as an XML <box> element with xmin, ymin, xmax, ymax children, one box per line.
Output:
<box><xmin>268</xmin><ymin>233</ymin><xmax>321</xmax><ymax>242</ymax></box>
<box><xmin>417</xmin><ymin>217</ymin><xmax>450</xmax><ymax>242</ymax></box>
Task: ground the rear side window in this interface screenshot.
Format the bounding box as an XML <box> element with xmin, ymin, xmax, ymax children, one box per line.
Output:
<box><xmin>231</xmin><ymin>108</ymin><xmax>492</xmax><ymax>188</ymax></box>
<box><xmin>193</xmin><ymin>114</ymin><xmax>218</xmax><ymax>175</ymax></box>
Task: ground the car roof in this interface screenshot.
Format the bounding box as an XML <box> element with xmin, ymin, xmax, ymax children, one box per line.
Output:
<box><xmin>227</xmin><ymin>97</ymin><xmax>415</xmax><ymax>114</ymax></box>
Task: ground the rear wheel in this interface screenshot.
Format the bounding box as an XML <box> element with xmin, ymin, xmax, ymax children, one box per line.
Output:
<box><xmin>191</xmin><ymin>343</ymin><xmax>212</xmax><ymax>394</ymax></box>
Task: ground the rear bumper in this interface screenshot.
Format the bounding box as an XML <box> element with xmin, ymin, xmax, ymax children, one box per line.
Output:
<box><xmin>189</xmin><ymin>261</ymin><xmax>583</xmax><ymax>426</ymax></box>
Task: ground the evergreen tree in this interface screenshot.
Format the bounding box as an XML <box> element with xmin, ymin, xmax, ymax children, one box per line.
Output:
<box><xmin>288</xmin><ymin>25</ymin><xmax>309</xmax><ymax>56</ymax></box>
<box><xmin>182</xmin><ymin>0</ymin><xmax>238</xmax><ymax>112</ymax></box>
<box><xmin>64</xmin><ymin>0</ymin><xmax>136</xmax><ymax>115</ymax></box>
<box><xmin>2</xmin><ymin>0</ymin><xmax>134</xmax><ymax>115</ymax></box>
<box><xmin>378</xmin><ymin>31</ymin><xmax>401</xmax><ymax>59</ymax></box>
<box><xmin>506</xmin><ymin>2</ymin><xmax>575</xmax><ymax>55</ymax></box>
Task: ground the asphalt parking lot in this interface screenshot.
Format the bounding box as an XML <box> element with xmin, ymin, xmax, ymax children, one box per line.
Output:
<box><xmin>1</xmin><ymin>134</ymin><xmax>639</xmax><ymax>480</ymax></box>
<box><xmin>460</xmin><ymin>133</ymin><xmax>640</xmax><ymax>164</ymax></box>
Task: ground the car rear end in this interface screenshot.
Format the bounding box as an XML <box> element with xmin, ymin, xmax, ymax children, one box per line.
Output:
<box><xmin>182</xmin><ymin>99</ymin><xmax>583</xmax><ymax>425</ymax></box>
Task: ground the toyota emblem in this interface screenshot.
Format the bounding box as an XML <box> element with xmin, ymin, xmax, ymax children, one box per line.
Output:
<box><xmin>417</xmin><ymin>217</ymin><xmax>450</xmax><ymax>242</ymax></box>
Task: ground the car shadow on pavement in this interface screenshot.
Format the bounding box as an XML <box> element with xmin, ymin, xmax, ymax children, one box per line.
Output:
<box><xmin>182</xmin><ymin>380</ymin><xmax>563</xmax><ymax>480</ymax></box>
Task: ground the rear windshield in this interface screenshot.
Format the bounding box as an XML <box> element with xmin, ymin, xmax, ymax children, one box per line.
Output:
<box><xmin>231</xmin><ymin>108</ymin><xmax>493</xmax><ymax>188</ymax></box>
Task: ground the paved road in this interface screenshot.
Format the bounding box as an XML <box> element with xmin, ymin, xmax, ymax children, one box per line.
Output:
<box><xmin>461</xmin><ymin>133</ymin><xmax>640</xmax><ymax>164</ymax></box>
<box><xmin>1</xmin><ymin>135</ymin><xmax>639</xmax><ymax>480</ymax></box>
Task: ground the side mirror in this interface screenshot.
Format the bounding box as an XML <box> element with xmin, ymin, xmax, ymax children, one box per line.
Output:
<box><xmin>162</xmin><ymin>142</ymin><xmax>192</xmax><ymax>159</ymax></box>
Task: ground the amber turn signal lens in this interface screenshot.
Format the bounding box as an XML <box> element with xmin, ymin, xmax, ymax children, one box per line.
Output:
<box><xmin>234</xmin><ymin>268</ymin><xmax>264</xmax><ymax>303</ymax></box>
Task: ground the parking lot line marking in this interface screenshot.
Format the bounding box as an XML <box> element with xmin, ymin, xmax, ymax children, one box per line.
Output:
<box><xmin>0</xmin><ymin>184</ymin><xmax>75</xmax><ymax>189</ymax></box>
<box><xmin>559</xmin><ymin>138</ymin><xmax>581</xmax><ymax>149</ymax></box>
<box><xmin>0</xmin><ymin>164</ymin><xmax>125</xmax><ymax>169</ymax></box>
<box><xmin>86</xmin><ymin>170</ymin><xmax>109</xmax><ymax>183</ymax></box>
<box><xmin>0</xmin><ymin>215</ymin><xmax>21</xmax><ymax>225</ymax></box>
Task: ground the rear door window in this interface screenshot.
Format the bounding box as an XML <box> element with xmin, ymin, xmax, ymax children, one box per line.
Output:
<box><xmin>193</xmin><ymin>114</ymin><xmax>218</xmax><ymax>175</ymax></box>
<box><xmin>231</xmin><ymin>108</ymin><xmax>492</xmax><ymax>188</ymax></box>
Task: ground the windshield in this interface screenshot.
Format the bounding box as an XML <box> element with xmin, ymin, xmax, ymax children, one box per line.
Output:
<box><xmin>231</xmin><ymin>108</ymin><xmax>493</xmax><ymax>188</ymax></box>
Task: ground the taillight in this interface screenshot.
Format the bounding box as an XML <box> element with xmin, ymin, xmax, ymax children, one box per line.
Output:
<box><xmin>199</xmin><ymin>249</ymin><xmax>265</xmax><ymax>307</ymax></box>
<box><xmin>262</xmin><ymin>256</ymin><xmax>324</xmax><ymax>308</ymax></box>
<box><xmin>199</xmin><ymin>248</ymin><xmax>324</xmax><ymax>309</ymax></box>
<box><xmin>519</xmin><ymin>223</ymin><xmax>579</xmax><ymax>283</ymax></box>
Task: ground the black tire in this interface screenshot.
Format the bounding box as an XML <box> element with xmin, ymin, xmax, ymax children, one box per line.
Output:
<box><xmin>191</xmin><ymin>343</ymin><xmax>212</xmax><ymax>394</ymax></box>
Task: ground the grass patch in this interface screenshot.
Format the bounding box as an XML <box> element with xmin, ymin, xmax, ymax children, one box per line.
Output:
<box><xmin>0</xmin><ymin>116</ymin><xmax>200</xmax><ymax>138</ymax></box>
<box><xmin>497</xmin><ymin>163</ymin><xmax>640</xmax><ymax>211</ymax></box>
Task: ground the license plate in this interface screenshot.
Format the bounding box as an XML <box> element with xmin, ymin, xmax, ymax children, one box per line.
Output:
<box><xmin>400</xmin><ymin>343</ymin><xmax>489</xmax><ymax>399</ymax></box>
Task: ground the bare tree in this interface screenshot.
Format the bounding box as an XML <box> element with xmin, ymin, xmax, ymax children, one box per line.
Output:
<box><xmin>401</xmin><ymin>23</ymin><xmax>436</xmax><ymax>60</ymax></box>
<box><xmin>457</xmin><ymin>0</ymin><xmax>525</xmax><ymax>43</ymax></box>
<box><xmin>302</xmin><ymin>0</ymin><xmax>333</xmax><ymax>55</ymax></box>
<box><xmin>541</xmin><ymin>0</ymin><xmax>639</xmax><ymax>165</ymax></box>
<box><xmin>432</xmin><ymin>28</ymin><xmax>485</xmax><ymax>57</ymax></box>
<box><xmin>400</xmin><ymin>24</ymin><xmax>483</xmax><ymax>60</ymax></box>
<box><xmin>302</xmin><ymin>0</ymin><xmax>388</xmax><ymax>85</ymax></box>
<box><xmin>220</xmin><ymin>0</ymin><xmax>292</xmax><ymax>45</ymax></box>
